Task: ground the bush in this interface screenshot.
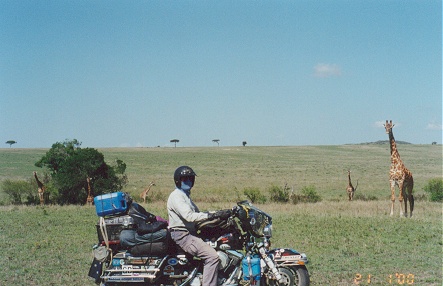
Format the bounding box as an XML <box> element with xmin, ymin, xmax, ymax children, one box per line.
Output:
<box><xmin>2</xmin><ymin>179</ymin><xmax>32</xmax><ymax>204</ymax></box>
<box><xmin>353</xmin><ymin>193</ymin><xmax>378</xmax><ymax>201</ymax></box>
<box><xmin>243</xmin><ymin>187</ymin><xmax>267</xmax><ymax>204</ymax></box>
<box><xmin>423</xmin><ymin>178</ymin><xmax>443</xmax><ymax>202</ymax></box>
<box><xmin>302</xmin><ymin>185</ymin><xmax>322</xmax><ymax>203</ymax></box>
<box><xmin>291</xmin><ymin>185</ymin><xmax>321</xmax><ymax>204</ymax></box>
<box><xmin>268</xmin><ymin>185</ymin><xmax>290</xmax><ymax>203</ymax></box>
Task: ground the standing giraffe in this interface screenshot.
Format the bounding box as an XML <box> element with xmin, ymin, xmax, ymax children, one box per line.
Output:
<box><xmin>384</xmin><ymin>120</ymin><xmax>414</xmax><ymax>217</ymax></box>
<box><xmin>33</xmin><ymin>171</ymin><xmax>46</xmax><ymax>205</ymax></box>
<box><xmin>346</xmin><ymin>170</ymin><xmax>358</xmax><ymax>201</ymax></box>
<box><xmin>86</xmin><ymin>177</ymin><xmax>93</xmax><ymax>206</ymax></box>
<box><xmin>140</xmin><ymin>181</ymin><xmax>155</xmax><ymax>203</ymax></box>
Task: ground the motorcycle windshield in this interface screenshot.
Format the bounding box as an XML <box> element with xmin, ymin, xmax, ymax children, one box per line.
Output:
<box><xmin>237</xmin><ymin>201</ymin><xmax>272</xmax><ymax>237</ymax></box>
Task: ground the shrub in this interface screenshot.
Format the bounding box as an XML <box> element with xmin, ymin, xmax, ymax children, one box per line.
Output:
<box><xmin>353</xmin><ymin>193</ymin><xmax>378</xmax><ymax>201</ymax></box>
<box><xmin>301</xmin><ymin>185</ymin><xmax>321</xmax><ymax>203</ymax></box>
<box><xmin>291</xmin><ymin>185</ymin><xmax>321</xmax><ymax>204</ymax></box>
<box><xmin>423</xmin><ymin>178</ymin><xmax>443</xmax><ymax>202</ymax></box>
<box><xmin>2</xmin><ymin>179</ymin><xmax>32</xmax><ymax>204</ymax></box>
<box><xmin>268</xmin><ymin>184</ymin><xmax>289</xmax><ymax>203</ymax></box>
<box><xmin>243</xmin><ymin>187</ymin><xmax>267</xmax><ymax>204</ymax></box>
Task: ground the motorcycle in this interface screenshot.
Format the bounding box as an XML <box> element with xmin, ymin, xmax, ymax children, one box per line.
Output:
<box><xmin>91</xmin><ymin>200</ymin><xmax>310</xmax><ymax>286</ymax></box>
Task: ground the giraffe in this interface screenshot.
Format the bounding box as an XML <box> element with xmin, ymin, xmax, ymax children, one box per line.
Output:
<box><xmin>384</xmin><ymin>120</ymin><xmax>414</xmax><ymax>217</ymax></box>
<box><xmin>140</xmin><ymin>181</ymin><xmax>155</xmax><ymax>203</ymax></box>
<box><xmin>346</xmin><ymin>170</ymin><xmax>358</xmax><ymax>201</ymax></box>
<box><xmin>86</xmin><ymin>177</ymin><xmax>93</xmax><ymax>206</ymax></box>
<box><xmin>33</xmin><ymin>171</ymin><xmax>46</xmax><ymax>205</ymax></box>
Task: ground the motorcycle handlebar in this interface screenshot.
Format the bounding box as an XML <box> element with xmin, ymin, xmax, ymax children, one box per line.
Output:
<box><xmin>231</xmin><ymin>205</ymin><xmax>241</xmax><ymax>215</ymax></box>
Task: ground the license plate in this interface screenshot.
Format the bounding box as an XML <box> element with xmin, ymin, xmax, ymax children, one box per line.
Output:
<box><xmin>122</xmin><ymin>265</ymin><xmax>133</xmax><ymax>275</ymax></box>
<box><xmin>106</xmin><ymin>276</ymin><xmax>144</xmax><ymax>282</ymax></box>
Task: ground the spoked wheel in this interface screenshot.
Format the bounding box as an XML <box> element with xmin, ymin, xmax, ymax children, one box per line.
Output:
<box><xmin>277</xmin><ymin>267</ymin><xmax>294</xmax><ymax>286</ymax></box>
<box><xmin>267</xmin><ymin>267</ymin><xmax>310</xmax><ymax>286</ymax></box>
<box><xmin>267</xmin><ymin>267</ymin><xmax>295</xmax><ymax>286</ymax></box>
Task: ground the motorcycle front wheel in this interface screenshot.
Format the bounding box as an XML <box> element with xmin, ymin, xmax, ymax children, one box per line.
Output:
<box><xmin>277</xmin><ymin>267</ymin><xmax>294</xmax><ymax>286</ymax></box>
<box><xmin>263</xmin><ymin>267</ymin><xmax>298</xmax><ymax>286</ymax></box>
<box><xmin>292</xmin><ymin>266</ymin><xmax>310</xmax><ymax>286</ymax></box>
<box><xmin>268</xmin><ymin>267</ymin><xmax>310</xmax><ymax>286</ymax></box>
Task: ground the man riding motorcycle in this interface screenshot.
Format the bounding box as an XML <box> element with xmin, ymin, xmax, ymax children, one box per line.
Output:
<box><xmin>167</xmin><ymin>166</ymin><xmax>231</xmax><ymax>286</ymax></box>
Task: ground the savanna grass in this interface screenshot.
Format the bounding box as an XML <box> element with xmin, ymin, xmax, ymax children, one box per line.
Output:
<box><xmin>0</xmin><ymin>145</ymin><xmax>441</xmax><ymax>285</ymax></box>
<box><xmin>0</xmin><ymin>201</ymin><xmax>441</xmax><ymax>285</ymax></box>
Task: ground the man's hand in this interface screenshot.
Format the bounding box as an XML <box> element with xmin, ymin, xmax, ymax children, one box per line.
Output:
<box><xmin>208</xmin><ymin>209</ymin><xmax>232</xmax><ymax>220</ymax></box>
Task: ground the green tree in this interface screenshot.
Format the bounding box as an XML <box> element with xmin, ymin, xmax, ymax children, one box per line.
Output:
<box><xmin>170</xmin><ymin>139</ymin><xmax>179</xmax><ymax>147</ymax></box>
<box><xmin>5</xmin><ymin>140</ymin><xmax>17</xmax><ymax>147</ymax></box>
<box><xmin>35</xmin><ymin>139</ymin><xmax>81</xmax><ymax>173</ymax></box>
<box><xmin>35</xmin><ymin>139</ymin><xmax>127</xmax><ymax>204</ymax></box>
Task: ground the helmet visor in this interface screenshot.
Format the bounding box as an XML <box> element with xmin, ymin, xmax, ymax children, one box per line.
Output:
<box><xmin>180</xmin><ymin>175</ymin><xmax>195</xmax><ymax>184</ymax></box>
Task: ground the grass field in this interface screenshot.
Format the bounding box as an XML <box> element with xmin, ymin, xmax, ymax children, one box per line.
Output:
<box><xmin>0</xmin><ymin>145</ymin><xmax>441</xmax><ymax>285</ymax></box>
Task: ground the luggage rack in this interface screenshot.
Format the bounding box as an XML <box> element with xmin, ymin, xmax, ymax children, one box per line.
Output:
<box><xmin>101</xmin><ymin>257</ymin><xmax>199</xmax><ymax>283</ymax></box>
<box><xmin>101</xmin><ymin>254</ymin><xmax>166</xmax><ymax>280</ymax></box>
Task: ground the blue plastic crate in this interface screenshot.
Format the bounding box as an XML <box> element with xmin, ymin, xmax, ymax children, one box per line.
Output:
<box><xmin>94</xmin><ymin>192</ymin><xmax>129</xmax><ymax>217</ymax></box>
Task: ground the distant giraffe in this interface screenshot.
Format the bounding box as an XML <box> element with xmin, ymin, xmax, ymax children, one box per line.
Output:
<box><xmin>86</xmin><ymin>177</ymin><xmax>93</xmax><ymax>206</ymax></box>
<box><xmin>384</xmin><ymin>120</ymin><xmax>414</xmax><ymax>217</ymax></box>
<box><xmin>282</xmin><ymin>182</ymin><xmax>292</xmax><ymax>201</ymax></box>
<box><xmin>140</xmin><ymin>181</ymin><xmax>155</xmax><ymax>203</ymax></box>
<box><xmin>346</xmin><ymin>170</ymin><xmax>358</xmax><ymax>201</ymax></box>
<box><xmin>284</xmin><ymin>179</ymin><xmax>296</xmax><ymax>202</ymax></box>
<box><xmin>33</xmin><ymin>171</ymin><xmax>46</xmax><ymax>205</ymax></box>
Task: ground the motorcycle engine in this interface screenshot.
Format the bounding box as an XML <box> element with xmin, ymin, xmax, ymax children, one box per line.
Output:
<box><xmin>218</xmin><ymin>251</ymin><xmax>230</xmax><ymax>269</ymax></box>
<box><xmin>217</xmin><ymin>250</ymin><xmax>244</xmax><ymax>271</ymax></box>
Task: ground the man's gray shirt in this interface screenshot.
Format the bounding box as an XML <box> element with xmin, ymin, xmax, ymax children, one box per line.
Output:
<box><xmin>167</xmin><ymin>188</ymin><xmax>209</xmax><ymax>232</ymax></box>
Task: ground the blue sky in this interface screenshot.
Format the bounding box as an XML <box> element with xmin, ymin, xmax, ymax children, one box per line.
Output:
<box><xmin>1</xmin><ymin>1</ymin><xmax>441</xmax><ymax>148</ymax></box>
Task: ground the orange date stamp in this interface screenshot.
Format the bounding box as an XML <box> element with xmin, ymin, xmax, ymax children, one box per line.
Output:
<box><xmin>354</xmin><ymin>273</ymin><xmax>415</xmax><ymax>285</ymax></box>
